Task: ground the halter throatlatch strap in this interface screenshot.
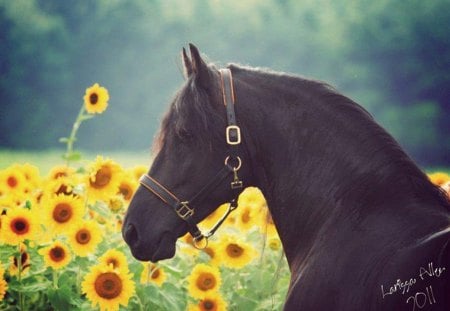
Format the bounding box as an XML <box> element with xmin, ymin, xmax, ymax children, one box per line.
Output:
<box><xmin>138</xmin><ymin>67</ymin><xmax>243</xmax><ymax>249</ymax></box>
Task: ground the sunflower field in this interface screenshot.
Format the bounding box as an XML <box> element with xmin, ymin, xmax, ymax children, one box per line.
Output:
<box><xmin>2</xmin><ymin>84</ymin><xmax>450</xmax><ymax>311</ymax></box>
<box><xmin>0</xmin><ymin>84</ymin><xmax>292</xmax><ymax>311</ymax></box>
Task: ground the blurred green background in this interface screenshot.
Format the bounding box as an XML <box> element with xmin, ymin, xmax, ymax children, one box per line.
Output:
<box><xmin>0</xmin><ymin>0</ymin><xmax>449</xmax><ymax>166</ymax></box>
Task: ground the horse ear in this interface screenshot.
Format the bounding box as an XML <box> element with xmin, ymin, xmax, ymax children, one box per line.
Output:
<box><xmin>189</xmin><ymin>43</ymin><xmax>211</xmax><ymax>89</ymax></box>
<box><xmin>181</xmin><ymin>47</ymin><xmax>192</xmax><ymax>78</ymax></box>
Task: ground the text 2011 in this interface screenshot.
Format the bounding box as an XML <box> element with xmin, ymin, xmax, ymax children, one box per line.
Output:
<box><xmin>406</xmin><ymin>286</ymin><xmax>436</xmax><ymax>311</ymax></box>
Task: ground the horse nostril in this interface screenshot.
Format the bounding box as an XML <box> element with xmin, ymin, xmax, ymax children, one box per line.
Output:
<box><xmin>123</xmin><ymin>223</ymin><xmax>139</xmax><ymax>246</ymax></box>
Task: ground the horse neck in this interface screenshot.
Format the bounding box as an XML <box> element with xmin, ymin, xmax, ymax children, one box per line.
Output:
<box><xmin>235</xmin><ymin>71</ymin><xmax>447</xmax><ymax>270</ymax></box>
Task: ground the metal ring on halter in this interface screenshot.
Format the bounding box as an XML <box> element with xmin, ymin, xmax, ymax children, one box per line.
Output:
<box><xmin>224</xmin><ymin>156</ymin><xmax>242</xmax><ymax>171</ymax></box>
<box><xmin>193</xmin><ymin>236</ymin><xmax>209</xmax><ymax>249</ymax></box>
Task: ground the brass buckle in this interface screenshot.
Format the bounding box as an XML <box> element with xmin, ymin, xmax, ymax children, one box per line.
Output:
<box><xmin>231</xmin><ymin>180</ymin><xmax>243</xmax><ymax>189</ymax></box>
<box><xmin>226</xmin><ymin>125</ymin><xmax>241</xmax><ymax>145</ymax></box>
<box><xmin>175</xmin><ymin>202</ymin><xmax>194</xmax><ymax>220</ymax></box>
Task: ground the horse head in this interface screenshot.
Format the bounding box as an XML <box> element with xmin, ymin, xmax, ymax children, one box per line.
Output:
<box><xmin>122</xmin><ymin>44</ymin><xmax>253</xmax><ymax>262</ymax></box>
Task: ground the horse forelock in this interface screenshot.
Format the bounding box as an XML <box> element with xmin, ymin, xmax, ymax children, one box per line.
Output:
<box><xmin>152</xmin><ymin>70</ymin><xmax>227</xmax><ymax>154</ymax></box>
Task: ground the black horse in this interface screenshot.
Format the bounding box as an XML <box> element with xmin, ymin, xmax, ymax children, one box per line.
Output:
<box><xmin>123</xmin><ymin>44</ymin><xmax>450</xmax><ymax>310</ymax></box>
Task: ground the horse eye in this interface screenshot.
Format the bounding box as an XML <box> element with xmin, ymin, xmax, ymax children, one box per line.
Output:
<box><xmin>178</xmin><ymin>129</ymin><xmax>193</xmax><ymax>141</ymax></box>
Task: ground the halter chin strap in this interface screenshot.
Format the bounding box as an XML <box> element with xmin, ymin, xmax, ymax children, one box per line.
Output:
<box><xmin>139</xmin><ymin>68</ymin><xmax>243</xmax><ymax>248</ymax></box>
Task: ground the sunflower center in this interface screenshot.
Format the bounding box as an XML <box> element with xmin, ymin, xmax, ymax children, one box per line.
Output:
<box><xmin>151</xmin><ymin>268</ymin><xmax>160</xmax><ymax>279</ymax></box>
<box><xmin>107</xmin><ymin>259</ymin><xmax>119</xmax><ymax>269</ymax></box>
<box><xmin>118</xmin><ymin>184</ymin><xmax>132</xmax><ymax>200</ymax></box>
<box><xmin>50</xmin><ymin>246</ymin><xmax>66</xmax><ymax>262</ymax></box>
<box><xmin>76</xmin><ymin>229</ymin><xmax>91</xmax><ymax>245</ymax></box>
<box><xmin>53</xmin><ymin>171</ymin><xmax>68</xmax><ymax>179</ymax></box>
<box><xmin>90</xmin><ymin>166</ymin><xmax>112</xmax><ymax>189</ymax></box>
<box><xmin>95</xmin><ymin>272</ymin><xmax>123</xmax><ymax>299</ymax></box>
<box><xmin>201</xmin><ymin>300</ymin><xmax>216</xmax><ymax>311</ymax></box>
<box><xmin>226</xmin><ymin>243</ymin><xmax>244</xmax><ymax>258</ymax></box>
<box><xmin>14</xmin><ymin>251</ymin><xmax>30</xmax><ymax>268</ymax></box>
<box><xmin>204</xmin><ymin>247</ymin><xmax>215</xmax><ymax>259</ymax></box>
<box><xmin>241</xmin><ymin>210</ymin><xmax>251</xmax><ymax>223</ymax></box>
<box><xmin>89</xmin><ymin>93</ymin><xmax>99</xmax><ymax>105</ymax></box>
<box><xmin>7</xmin><ymin>176</ymin><xmax>18</xmax><ymax>188</ymax></box>
<box><xmin>55</xmin><ymin>184</ymin><xmax>73</xmax><ymax>196</ymax></box>
<box><xmin>10</xmin><ymin>217</ymin><xmax>30</xmax><ymax>235</ymax></box>
<box><xmin>196</xmin><ymin>273</ymin><xmax>216</xmax><ymax>291</ymax></box>
<box><xmin>53</xmin><ymin>203</ymin><xmax>73</xmax><ymax>223</ymax></box>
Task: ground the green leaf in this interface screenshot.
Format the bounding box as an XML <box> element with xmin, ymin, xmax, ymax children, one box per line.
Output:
<box><xmin>79</xmin><ymin>114</ymin><xmax>95</xmax><ymax>121</ymax></box>
<box><xmin>58</xmin><ymin>137</ymin><xmax>70</xmax><ymax>143</ymax></box>
<box><xmin>47</xmin><ymin>285</ymin><xmax>78</xmax><ymax>310</ymax></box>
<box><xmin>62</xmin><ymin>151</ymin><xmax>82</xmax><ymax>161</ymax></box>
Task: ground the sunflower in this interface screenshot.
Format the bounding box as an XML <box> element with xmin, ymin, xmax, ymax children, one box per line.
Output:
<box><xmin>428</xmin><ymin>172</ymin><xmax>450</xmax><ymax>186</ymax></box>
<box><xmin>179</xmin><ymin>233</ymin><xmax>200</xmax><ymax>257</ymax></box>
<box><xmin>199</xmin><ymin>203</ymin><xmax>230</xmax><ymax>229</ymax></box>
<box><xmin>235</xmin><ymin>203</ymin><xmax>265</xmax><ymax>232</ymax></box>
<box><xmin>9</xmin><ymin>244</ymin><xmax>31</xmax><ymax>276</ymax></box>
<box><xmin>0</xmin><ymin>264</ymin><xmax>7</xmax><ymax>302</ymax></box>
<box><xmin>264</xmin><ymin>211</ymin><xmax>279</xmax><ymax>238</ymax></box>
<box><xmin>187</xmin><ymin>264</ymin><xmax>222</xmax><ymax>299</ymax></box>
<box><xmin>47</xmin><ymin>165</ymin><xmax>76</xmax><ymax>181</ymax></box>
<box><xmin>217</xmin><ymin>235</ymin><xmax>257</xmax><ymax>269</ymax></box>
<box><xmin>99</xmin><ymin>249</ymin><xmax>129</xmax><ymax>274</ymax></box>
<box><xmin>39</xmin><ymin>241</ymin><xmax>72</xmax><ymax>270</ymax></box>
<box><xmin>43</xmin><ymin>176</ymin><xmax>78</xmax><ymax>198</ymax></box>
<box><xmin>140</xmin><ymin>263</ymin><xmax>166</xmax><ymax>287</ymax></box>
<box><xmin>18</xmin><ymin>163</ymin><xmax>41</xmax><ymax>189</ymax></box>
<box><xmin>86</xmin><ymin>157</ymin><xmax>123</xmax><ymax>202</ymax></box>
<box><xmin>202</xmin><ymin>240</ymin><xmax>221</xmax><ymax>266</ymax></box>
<box><xmin>108</xmin><ymin>195</ymin><xmax>126</xmax><ymax>213</ymax></box>
<box><xmin>130</xmin><ymin>165</ymin><xmax>148</xmax><ymax>181</ymax></box>
<box><xmin>188</xmin><ymin>292</ymin><xmax>228</xmax><ymax>311</ymax></box>
<box><xmin>239</xmin><ymin>187</ymin><xmax>266</xmax><ymax>208</ymax></box>
<box><xmin>0</xmin><ymin>277</ymin><xmax>6</xmax><ymax>302</ymax></box>
<box><xmin>117</xmin><ymin>174</ymin><xmax>137</xmax><ymax>202</ymax></box>
<box><xmin>1</xmin><ymin>207</ymin><xmax>39</xmax><ymax>245</ymax></box>
<box><xmin>84</xmin><ymin>83</ymin><xmax>109</xmax><ymax>114</ymax></box>
<box><xmin>82</xmin><ymin>263</ymin><xmax>135</xmax><ymax>311</ymax></box>
<box><xmin>268</xmin><ymin>237</ymin><xmax>282</xmax><ymax>251</ymax></box>
<box><xmin>0</xmin><ymin>165</ymin><xmax>27</xmax><ymax>195</ymax></box>
<box><xmin>68</xmin><ymin>220</ymin><xmax>103</xmax><ymax>257</ymax></box>
<box><xmin>43</xmin><ymin>194</ymin><xmax>84</xmax><ymax>234</ymax></box>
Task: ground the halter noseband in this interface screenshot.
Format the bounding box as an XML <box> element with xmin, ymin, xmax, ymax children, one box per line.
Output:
<box><xmin>139</xmin><ymin>68</ymin><xmax>243</xmax><ymax>249</ymax></box>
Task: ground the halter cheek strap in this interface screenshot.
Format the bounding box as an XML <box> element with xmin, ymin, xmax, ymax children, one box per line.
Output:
<box><xmin>139</xmin><ymin>68</ymin><xmax>243</xmax><ymax>248</ymax></box>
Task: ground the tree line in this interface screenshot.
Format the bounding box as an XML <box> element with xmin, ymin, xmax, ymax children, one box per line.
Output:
<box><xmin>0</xmin><ymin>0</ymin><xmax>448</xmax><ymax>165</ymax></box>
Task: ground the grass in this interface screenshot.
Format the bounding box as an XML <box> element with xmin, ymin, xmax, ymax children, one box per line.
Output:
<box><xmin>0</xmin><ymin>149</ymin><xmax>153</xmax><ymax>174</ymax></box>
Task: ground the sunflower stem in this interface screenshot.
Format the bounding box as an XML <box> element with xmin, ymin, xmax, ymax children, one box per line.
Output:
<box><xmin>52</xmin><ymin>269</ymin><xmax>59</xmax><ymax>289</ymax></box>
<box><xmin>77</xmin><ymin>265</ymin><xmax>82</xmax><ymax>295</ymax></box>
<box><xmin>17</xmin><ymin>246</ymin><xmax>25</xmax><ymax>310</ymax></box>
<box><xmin>64</xmin><ymin>105</ymin><xmax>86</xmax><ymax>166</ymax></box>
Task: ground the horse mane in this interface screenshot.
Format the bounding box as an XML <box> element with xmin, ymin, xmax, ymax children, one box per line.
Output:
<box><xmin>154</xmin><ymin>63</ymin><xmax>450</xmax><ymax>211</ymax></box>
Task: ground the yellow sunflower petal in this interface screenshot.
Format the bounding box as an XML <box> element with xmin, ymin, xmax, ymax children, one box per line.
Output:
<box><xmin>217</xmin><ymin>235</ymin><xmax>257</xmax><ymax>269</ymax></box>
<box><xmin>68</xmin><ymin>220</ymin><xmax>103</xmax><ymax>257</ymax></box>
<box><xmin>0</xmin><ymin>165</ymin><xmax>28</xmax><ymax>195</ymax></box>
<box><xmin>1</xmin><ymin>208</ymin><xmax>39</xmax><ymax>245</ymax></box>
<box><xmin>189</xmin><ymin>292</ymin><xmax>228</xmax><ymax>311</ymax></box>
<box><xmin>98</xmin><ymin>249</ymin><xmax>129</xmax><ymax>274</ymax></box>
<box><xmin>42</xmin><ymin>194</ymin><xmax>84</xmax><ymax>234</ymax></box>
<box><xmin>84</xmin><ymin>83</ymin><xmax>109</xmax><ymax>114</ymax></box>
<box><xmin>0</xmin><ymin>277</ymin><xmax>7</xmax><ymax>301</ymax></box>
<box><xmin>187</xmin><ymin>263</ymin><xmax>222</xmax><ymax>299</ymax></box>
<box><xmin>428</xmin><ymin>172</ymin><xmax>450</xmax><ymax>186</ymax></box>
<box><xmin>85</xmin><ymin>156</ymin><xmax>123</xmax><ymax>203</ymax></box>
<box><xmin>39</xmin><ymin>241</ymin><xmax>72</xmax><ymax>270</ymax></box>
<box><xmin>140</xmin><ymin>263</ymin><xmax>167</xmax><ymax>287</ymax></box>
<box><xmin>82</xmin><ymin>263</ymin><xmax>135</xmax><ymax>311</ymax></box>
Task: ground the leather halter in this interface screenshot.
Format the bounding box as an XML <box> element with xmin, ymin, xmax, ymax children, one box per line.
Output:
<box><xmin>139</xmin><ymin>68</ymin><xmax>243</xmax><ymax>248</ymax></box>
